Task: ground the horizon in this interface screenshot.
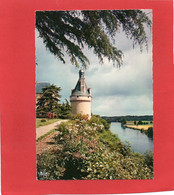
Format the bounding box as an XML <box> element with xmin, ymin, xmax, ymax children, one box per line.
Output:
<box><xmin>101</xmin><ymin>114</ymin><xmax>153</xmax><ymax>117</ymax></box>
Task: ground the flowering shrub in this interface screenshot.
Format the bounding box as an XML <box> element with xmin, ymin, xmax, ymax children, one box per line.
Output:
<box><xmin>89</xmin><ymin>115</ymin><xmax>110</xmax><ymax>131</ymax></box>
<box><xmin>37</xmin><ymin>117</ymin><xmax>153</xmax><ymax>180</ymax></box>
<box><xmin>48</xmin><ymin>112</ymin><xmax>55</xmax><ymax>119</ymax></box>
<box><xmin>71</xmin><ymin>113</ymin><xmax>90</xmax><ymax>122</ymax></box>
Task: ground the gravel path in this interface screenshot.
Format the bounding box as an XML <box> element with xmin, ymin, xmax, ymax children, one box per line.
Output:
<box><xmin>36</xmin><ymin>120</ymin><xmax>68</xmax><ymax>139</ymax></box>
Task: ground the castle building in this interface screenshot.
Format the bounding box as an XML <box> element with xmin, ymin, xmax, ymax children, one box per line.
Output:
<box><xmin>70</xmin><ymin>68</ymin><xmax>92</xmax><ymax>119</ymax></box>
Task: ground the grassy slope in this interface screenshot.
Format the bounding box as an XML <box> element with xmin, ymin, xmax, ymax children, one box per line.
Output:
<box><xmin>37</xmin><ymin>118</ymin><xmax>153</xmax><ymax>180</ymax></box>
<box><xmin>36</xmin><ymin>129</ymin><xmax>56</xmax><ymax>142</ymax></box>
<box><xmin>36</xmin><ymin>118</ymin><xmax>60</xmax><ymax>128</ymax></box>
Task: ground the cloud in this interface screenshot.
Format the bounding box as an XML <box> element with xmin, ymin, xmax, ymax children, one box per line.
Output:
<box><xmin>92</xmin><ymin>94</ymin><xmax>153</xmax><ymax>116</ymax></box>
<box><xmin>35</xmin><ymin>12</ymin><xmax>153</xmax><ymax>116</ymax></box>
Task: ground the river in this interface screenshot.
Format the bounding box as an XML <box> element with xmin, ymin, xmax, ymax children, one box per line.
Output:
<box><xmin>110</xmin><ymin>122</ymin><xmax>153</xmax><ymax>154</ymax></box>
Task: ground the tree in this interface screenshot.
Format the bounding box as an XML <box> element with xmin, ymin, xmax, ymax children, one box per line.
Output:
<box><xmin>147</xmin><ymin>127</ymin><xmax>153</xmax><ymax>138</ymax></box>
<box><xmin>59</xmin><ymin>99</ymin><xmax>72</xmax><ymax>119</ymax></box>
<box><xmin>121</xmin><ymin>118</ymin><xmax>127</xmax><ymax>126</ymax></box>
<box><xmin>138</xmin><ymin>121</ymin><xmax>143</xmax><ymax>125</ymax></box>
<box><xmin>36</xmin><ymin>10</ymin><xmax>151</xmax><ymax>68</ymax></box>
<box><xmin>36</xmin><ymin>85</ymin><xmax>61</xmax><ymax>118</ymax></box>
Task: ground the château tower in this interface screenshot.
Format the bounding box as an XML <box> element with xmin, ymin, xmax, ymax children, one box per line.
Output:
<box><xmin>70</xmin><ymin>68</ymin><xmax>92</xmax><ymax>119</ymax></box>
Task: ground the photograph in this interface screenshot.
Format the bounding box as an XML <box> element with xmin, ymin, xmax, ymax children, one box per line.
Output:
<box><xmin>1</xmin><ymin>0</ymin><xmax>174</xmax><ymax>193</ymax></box>
<box><xmin>35</xmin><ymin>10</ymin><xmax>153</xmax><ymax>180</ymax></box>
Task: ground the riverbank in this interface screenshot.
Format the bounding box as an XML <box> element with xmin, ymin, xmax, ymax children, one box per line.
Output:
<box><xmin>110</xmin><ymin>122</ymin><xmax>153</xmax><ymax>153</ymax></box>
<box><xmin>123</xmin><ymin>123</ymin><xmax>153</xmax><ymax>139</ymax></box>
<box><xmin>124</xmin><ymin>124</ymin><xmax>152</xmax><ymax>131</ymax></box>
<box><xmin>37</xmin><ymin>115</ymin><xmax>153</xmax><ymax>180</ymax></box>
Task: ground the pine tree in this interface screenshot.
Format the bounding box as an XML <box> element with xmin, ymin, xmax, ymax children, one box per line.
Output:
<box><xmin>60</xmin><ymin>99</ymin><xmax>72</xmax><ymax>119</ymax></box>
<box><xmin>36</xmin><ymin>85</ymin><xmax>61</xmax><ymax>118</ymax></box>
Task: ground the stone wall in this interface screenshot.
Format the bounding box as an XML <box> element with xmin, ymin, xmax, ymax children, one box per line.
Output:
<box><xmin>70</xmin><ymin>96</ymin><xmax>92</xmax><ymax>119</ymax></box>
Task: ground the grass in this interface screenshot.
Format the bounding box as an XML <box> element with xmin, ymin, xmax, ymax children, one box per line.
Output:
<box><xmin>126</xmin><ymin>121</ymin><xmax>153</xmax><ymax>125</ymax></box>
<box><xmin>125</xmin><ymin>124</ymin><xmax>152</xmax><ymax>130</ymax></box>
<box><xmin>36</xmin><ymin>129</ymin><xmax>56</xmax><ymax>142</ymax></box>
<box><xmin>36</xmin><ymin>118</ymin><xmax>60</xmax><ymax>128</ymax></box>
<box><xmin>125</xmin><ymin>121</ymin><xmax>153</xmax><ymax>131</ymax></box>
<box><xmin>37</xmin><ymin>118</ymin><xmax>154</xmax><ymax>180</ymax></box>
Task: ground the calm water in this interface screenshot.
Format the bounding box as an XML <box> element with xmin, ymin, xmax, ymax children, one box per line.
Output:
<box><xmin>110</xmin><ymin>122</ymin><xmax>153</xmax><ymax>154</ymax></box>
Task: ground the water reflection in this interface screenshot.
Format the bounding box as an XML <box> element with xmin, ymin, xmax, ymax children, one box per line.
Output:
<box><xmin>110</xmin><ymin>122</ymin><xmax>153</xmax><ymax>154</ymax></box>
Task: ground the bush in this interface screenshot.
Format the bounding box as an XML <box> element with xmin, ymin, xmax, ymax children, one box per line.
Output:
<box><xmin>144</xmin><ymin>150</ymin><xmax>153</xmax><ymax>171</ymax></box>
<box><xmin>37</xmin><ymin>118</ymin><xmax>153</xmax><ymax>180</ymax></box>
<box><xmin>40</xmin><ymin>119</ymin><xmax>47</xmax><ymax>122</ymax></box>
<box><xmin>89</xmin><ymin>115</ymin><xmax>110</xmax><ymax>131</ymax></box>
<box><xmin>121</xmin><ymin>118</ymin><xmax>127</xmax><ymax>126</ymax></box>
<box><xmin>138</xmin><ymin>121</ymin><xmax>143</xmax><ymax>125</ymax></box>
<box><xmin>71</xmin><ymin>113</ymin><xmax>90</xmax><ymax>121</ymax></box>
<box><xmin>147</xmin><ymin>127</ymin><xmax>153</xmax><ymax>138</ymax></box>
<box><xmin>36</xmin><ymin>110</ymin><xmax>47</xmax><ymax>118</ymax></box>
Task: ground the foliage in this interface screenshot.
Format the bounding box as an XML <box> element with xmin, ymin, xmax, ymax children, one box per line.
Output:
<box><xmin>89</xmin><ymin>115</ymin><xmax>110</xmax><ymax>131</ymax></box>
<box><xmin>37</xmin><ymin>129</ymin><xmax>56</xmax><ymax>142</ymax></box>
<box><xmin>71</xmin><ymin>113</ymin><xmax>90</xmax><ymax>121</ymax></box>
<box><xmin>36</xmin><ymin>10</ymin><xmax>151</xmax><ymax>68</ymax></box>
<box><xmin>146</xmin><ymin>127</ymin><xmax>153</xmax><ymax>138</ymax></box>
<box><xmin>36</xmin><ymin>118</ymin><xmax>59</xmax><ymax>128</ymax></box>
<box><xmin>138</xmin><ymin>120</ymin><xmax>143</xmax><ymax>125</ymax></box>
<box><xmin>144</xmin><ymin>150</ymin><xmax>153</xmax><ymax>171</ymax></box>
<box><xmin>36</xmin><ymin>85</ymin><xmax>71</xmax><ymax>119</ymax></box>
<box><xmin>99</xmin><ymin>130</ymin><xmax>132</xmax><ymax>157</ymax></box>
<box><xmin>59</xmin><ymin>99</ymin><xmax>72</xmax><ymax>119</ymax></box>
<box><xmin>102</xmin><ymin>115</ymin><xmax>153</xmax><ymax>123</ymax></box>
<box><xmin>37</xmin><ymin>117</ymin><xmax>153</xmax><ymax>180</ymax></box>
<box><xmin>121</xmin><ymin>118</ymin><xmax>127</xmax><ymax>126</ymax></box>
<box><xmin>41</xmin><ymin>119</ymin><xmax>46</xmax><ymax>122</ymax></box>
<box><xmin>36</xmin><ymin>85</ymin><xmax>61</xmax><ymax>118</ymax></box>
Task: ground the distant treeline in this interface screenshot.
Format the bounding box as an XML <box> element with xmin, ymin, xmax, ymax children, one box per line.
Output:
<box><xmin>101</xmin><ymin>115</ymin><xmax>153</xmax><ymax>123</ymax></box>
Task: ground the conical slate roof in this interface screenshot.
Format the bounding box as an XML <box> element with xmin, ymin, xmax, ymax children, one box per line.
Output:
<box><xmin>71</xmin><ymin>69</ymin><xmax>91</xmax><ymax>96</ymax></box>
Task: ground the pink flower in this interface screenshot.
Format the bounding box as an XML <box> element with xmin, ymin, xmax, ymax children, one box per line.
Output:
<box><xmin>93</xmin><ymin>139</ymin><xmax>98</xmax><ymax>145</ymax></box>
<box><xmin>76</xmin><ymin>135</ymin><xmax>82</xmax><ymax>141</ymax></box>
<box><xmin>74</xmin><ymin>151</ymin><xmax>81</xmax><ymax>158</ymax></box>
<box><xmin>82</xmin><ymin>154</ymin><xmax>86</xmax><ymax>159</ymax></box>
<box><xmin>89</xmin><ymin>149</ymin><xmax>94</xmax><ymax>153</ymax></box>
<box><xmin>84</xmin><ymin>138</ymin><xmax>91</xmax><ymax>144</ymax></box>
<box><xmin>94</xmin><ymin>146</ymin><xmax>99</xmax><ymax>150</ymax></box>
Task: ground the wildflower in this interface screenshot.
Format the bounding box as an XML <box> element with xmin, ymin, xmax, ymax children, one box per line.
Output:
<box><xmin>76</xmin><ymin>135</ymin><xmax>82</xmax><ymax>141</ymax></box>
<box><xmin>89</xmin><ymin>149</ymin><xmax>94</xmax><ymax>153</ymax></box>
<box><xmin>74</xmin><ymin>151</ymin><xmax>81</xmax><ymax>158</ymax></box>
<box><xmin>84</xmin><ymin>138</ymin><xmax>91</xmax><ymax>144</ymax></box>
<box><xmin>82</xmin><ymin>154</ymin><xmax>86</xmax><ymax>159</ymax></box>
<box><xmin>93</xmin><ymin>139</ymin><xmax>98</xmax><ymax>145</ymax></box>
<box><xmin>94</xmin><ymin>146</ymin><xmax>99</xmax><ymax>150</ymax></box>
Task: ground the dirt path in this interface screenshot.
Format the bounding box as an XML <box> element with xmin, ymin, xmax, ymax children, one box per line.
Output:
<box><xmin>36</xmin><ymin>119</ymin><xmax>68</xmax><ymax>139</ymax></box>
<box><xmin>36</xmin><ymin>131</ymin><xmax>60</xmax><ymax>155</ymax></box>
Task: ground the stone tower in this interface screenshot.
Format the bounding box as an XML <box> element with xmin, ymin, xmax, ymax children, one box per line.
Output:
<box><xmin>70</xmin><ymin>68</ymin><xmax>92</xmax><ymax>119</ymax></box>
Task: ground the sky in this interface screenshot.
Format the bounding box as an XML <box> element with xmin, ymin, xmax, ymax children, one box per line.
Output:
<box><xmin>35</xmin><ymin>10</ymin><xmax>153</xmax><ymax>116</ymax></box>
